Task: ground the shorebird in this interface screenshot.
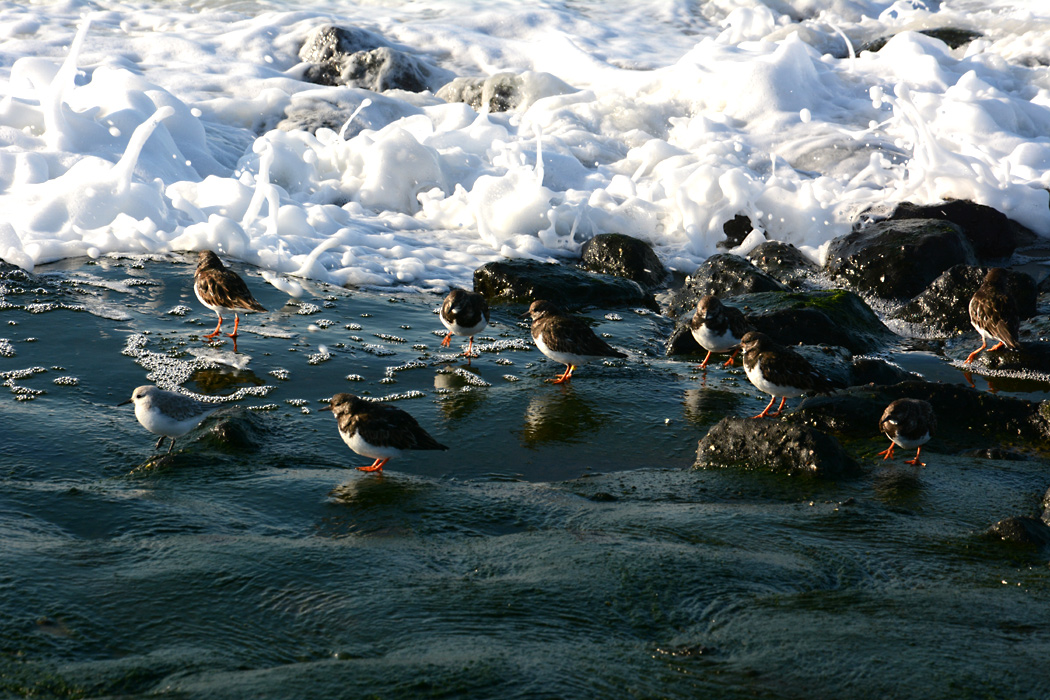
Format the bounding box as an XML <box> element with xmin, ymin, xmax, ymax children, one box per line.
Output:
<box><xmin>689</xmin><ymin>295</ymin><xmax>753</xmax><ymax>369</ymax></box>
<box><xmin>120</xmin><ymin>385</ymin><xmax>218</xmax><ymax>453</ymax></box>
<box><xmin>740</xmin><ymin>331</ymin><xmax>833</xmax><ymax>418</ymax></box>
<box><xmin>439</xmin><ymin>288</ymin><xmax>489</xmax><ymax>356</ymax></box>
<box><xmin>194</xmin><ymin>250</ymin><xmax>266</xmax><ymax>340</ymax></box>
<box><xmin>522</xmin><ymin>300</ymin><xmax>627</xmax><ymax>384</ymax></box>
<box><xmin>320</xmin><ymin>393</ymin><xmax>448</xmax><ymax>472</ymax></box>
<box><xmin>877</xmin><ymin>398</ymin><xmax>936</xmax><ymax>467</ymax></box>
<box><xmin>965</xmin><ymin>268</ymin><xmax>1021</xmax><ymax>364</ymax></box>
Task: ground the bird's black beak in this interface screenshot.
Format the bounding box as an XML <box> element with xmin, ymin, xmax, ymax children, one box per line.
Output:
<box><xmin>118</xmin><ymin>398</ymin><xmax>132</xmax><ymax>406</ymax></box>
<box><xmin>319</xmin><ymin>404</ymin><xmax>332</xmax><ymax>412</ymax></box>
<box><xmin>519</xmin><ymin>310</ymin><xmax>532</xmax><ymax>319</ymax></box>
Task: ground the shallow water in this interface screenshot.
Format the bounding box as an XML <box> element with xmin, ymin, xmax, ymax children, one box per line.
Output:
<box><xmin>2</xmin><ymin>257</ymin><xmax>1049</xmax><ymax>699</ymax></box>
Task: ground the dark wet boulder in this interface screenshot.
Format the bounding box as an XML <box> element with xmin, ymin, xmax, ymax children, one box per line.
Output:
<box><xmin>664</xmin><ymin>324</ymin><xmax>703</xmax><ymax>356</ymax></box>
<box><xmin>870</xmin><ymin>200</ymin><xmax>1039</xmax><ymax>261</ymax></box>
<box><xmin>299</xmin><ymin>25</ymin><xmax>389</xmax><ymax>63</ymax></box>
<box><xmin>665</xmin><ymin>254</ymin><xmax>787</xmax><ymax>318</ymax></box>
<box><xmin>437</xmin><ymin>71</ymin><xmax>576</xmax><ymax>113</ymax></box>
<box><xmin>736</xmin><ymin>289</ymin><xmax>895</xmax><ymax>354</ymax></box>
<box><xmin>893</xmin><ymin>265</ymin><xmax>1038</xmax><ymax>336</ymax></box>
<box><xmin>791</xmin><ymin>380</ymin><xmax>1050</xmax><ymax>452</ymax></box>
<box><xmin>850</xmin><ymin>357</ymin><xmax>918</xmax><ymax>386</ymax></box>
<box><xmin>719</xmin><ymin>214</ymin><xmax>757</xmax><ymax>249</ymax></box>
<box><xmin>792</xmin><ymin>344</ymin><xmax>853</xmax><ymax>390</ymax></box>
<box><xmin>862</xmin><ymin>28</ymin><xmax>983</xmax><ymax>53</ymax></box>
<box><xmin>1043</xmin><ymin>486</ymin><xmax>1050</xmax><ymax>524</ymax></box>
<box><xmin>302</xmin><ymin>46</ymin><xmax>453</xmax><ymax>93</ymax></box>
<box><xmin>983</xmin><ymin>516</ymin><xmax>1050</xmax><ymax>547</ymax></box>
<box><xmin>695</xmin><ymin>417</ymin><xmax>858</xmax><ymax>477</ymax></box>
<box><xmin>959</xmin><ymin>447</ymin><xmax>1028</xmax><ymax>461</ymax></box>
<box><xmin>958</xmin><ymin>339</ymin><xmax>1050</xmax><ymax>375</ymax></box>
<box><xmin>745</xmin><ymin>240</ymin><xmax>818</xmax><ymax>289</ymax></box>
<box><xmin>580</xmin><ymin>233</ymin><xmax>668</xmax><ymax>288</ymax></box>
<box><xmin>825</xmin><ymin>218</ymin><xmax>977</xmax><ymax>300</ymax></box>
<box><xmin>473</xmin><ymin>260</ymin><xmax>655</xmax><ymax>310</ymax></box>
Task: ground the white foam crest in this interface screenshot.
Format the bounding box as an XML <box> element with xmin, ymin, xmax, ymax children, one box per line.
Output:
<box><xmin>0</xmin><ymin>0</ymin><xmax>1047</xmax><ymax>288</ymax></box>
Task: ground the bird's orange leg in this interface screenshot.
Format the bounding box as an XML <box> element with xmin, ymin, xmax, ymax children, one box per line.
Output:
<box><xmin>462</xmin><ymin>336</ymin><xmax>475</xmax><ymax>356</ymax></box>
<box><xmin>441</xmin><ymin>332</ymin><xmax>453</xmax><ymax>348</ymax></box>
<box><xmin>988</xmin><ymin>341</ymin><xmax>1006</xmax><ymax>352</ymax></box>
<box><xmin>752</xmin><ymin>394</ymin><xmax>778</xmax><ymax>419</ymax></box>
<box><xmin>225</xmin><ymin>313</ymin><xmax>241</xmax><ymax>339</ymax></box>
<box><xmin>722</xmin><ymin>348</ymin><xmax>740</xmax><ymax>368</ymax></box>
<box><xmin>203</xmin><ymin>314</ymin><xmax>224</xmax><ymax>339</ymax></box>
<box><xmin>357</xmin><ymin>457</ymin><xmax>390</xmax><ymax>473</ymax></box>
<box><xmin>877</xmin><ymin>441</ymin><xmax>896</xmax><ymax>460</ymax></box>
<box><xmin>964</xmin><ymin>339</ymin><xmax>987</xmax><ymax>364</ymax></box>
<box><xmin>697</xmin><ymin>351</ymin><xmax>713</xmax><ymax>370</ymax></box>
<box><xmin>768</xmin><ymin>397</ymin><xmax>789</xmax><ymax>417</ymax></box>
<box><xmin>903</xmin><ymin>447</ymin><xmax>925</xmax><ymax>467</ymax></box>
<box><xmin>548</xmin><ymin>365</ymin><xmax>575</xmax><ymax>384</ymax></box>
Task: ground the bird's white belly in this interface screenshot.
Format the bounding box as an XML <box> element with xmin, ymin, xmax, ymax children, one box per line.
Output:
<box><xmin>195</xmin><ymin>286</ymin><xmax>255</xmax><ymax>315</ymax></box>
<box><xmin>889</xmin><ymin>431</ymin><xmax>931</xmax><ymax>450</ymax></box>
<box><xmin>973</xmin><ymin>322</ymin><xmax>1001</xmax><ymax>345</ymax></box>
<box><xmin>535</xmin><ymin>334</ymin><xmax>593</xmax><ymax>367</ymax></box>
<box><xmin>692</xmin><ymin>325</ymin><xmax>739</xmax><ymax>352</ymax></box>
<box><xmin>745</xmin><ymin>362</ymin><xmax>807</xmax><ymax>398</ymax></box>
<box><xmin>441</xmin><ymin>317</ymin><xmax>487</xmax><ymax>337</ymax></box>
<box><xmin>135</xmin><ymin>403</ymin><xmax>212</xmax><ymax>438</ymax></box>
<box><xmin>342</xmin><ymin>430</ymin><xmax>403</xmax><ymax>460</ymax></box>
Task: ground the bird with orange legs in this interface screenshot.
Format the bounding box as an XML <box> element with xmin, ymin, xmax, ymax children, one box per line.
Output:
<box><xmin>439</xmin><ymin>288</ymin><xmax>489</xmax><ymax>357</ymax></box>
<box><xmin>965</xmin><ymin>268</ymin><xmax>1021</xmax><ymax>364</ymax></box>
<box><xmin>878</xmin><ymin>398</ymin><xmax>936</xmax><ymax>467</ymax></box>
<box><xmin>194</xmin><ymin>250</ymin><xmax>266</xmax><ymax>343</ymax></box>
<box><xmin>522</xmin><ymin>300</ymin><xmax>627</xmax><ymax>384</ymax></box>
<box><xmin>740</xmin><ymin>331</ymin><xmax>833</xmax><ymax>418</ymax></box>
<box><xmin>320</xmin><ymin>393</ymin><xmax>448</xmax><ymax>472</ymax></box>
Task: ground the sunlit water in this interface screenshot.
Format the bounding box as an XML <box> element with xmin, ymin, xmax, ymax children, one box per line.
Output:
<box><xmin>3</xmin><ymin>0</ymin><xmax>1050</xmax><ymax>696</ymax></box>
<box><xmin>1</xmin><ymin>257</ymin><xmax>1049</xmax><ymax>698</ymax></box>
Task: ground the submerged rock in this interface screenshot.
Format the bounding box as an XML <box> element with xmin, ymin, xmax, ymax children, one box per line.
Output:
<box><xmin>473</xmin><ymin>260</ymin><xmax>655</xmax><ymax>309</ymax></box>
<box><xmin>826</xmin><ymin>219</ymin><xmax>977</xmax><ymax>300</ymax></box>
<box><xmin>695</xmin><ymin>417</ymin><xmax>858</xmax><ymax>477</ymax></box>
<box><xmin>737</xmin><ymin>289</ymin><xmax>895</xmax><ymax>354</ymax></box>
<box><xmin>437</xmin><ymin>71</ymin><xmax>576</xmax><ymax>113</ymax></box>
<box><xmin>850</xmin><ymin>357</ymin><xmax>918</xmax><ymax>387</ymax></box>
<box><xmin>862</xmin><ymin>28</ymin><xmax>984</xmax><ymax>53</ymax></box>
<box><xmin>893</xmin><ymin>265</ymin><xmax>1038</xmax><ymax>336</ymax></box>
<box><xmin>580</xmin><ymin>233</ymin><xmax>668</xmax><ymax>288</ymax></box>
<box><xmin>791</xmin><ymin>380</ymin><xmax>1050</xmax><ymax>452</ymax></box>
<box><xmin>984</xmin><ymin>516</ymin><xmax>1050</xmax><ymax>547</ymax></box>
<box><xmin>298</xmin><ymin>26</ymin><xmax>452</xmax><ymax>92</ymax></box>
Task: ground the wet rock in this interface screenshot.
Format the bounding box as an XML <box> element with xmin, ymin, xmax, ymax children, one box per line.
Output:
<box><xmin>792</xmin><ymin>344</ymin><xmax>853</xmax><ymax>390</ymax></box>
<box><xmin>580</xmin><ymin>233</ymin><xmax>669</xmax><ymax>288</ymax></box>
<box><xmin>1043</xmin><ymin>486</ymin><xmax>1050</xmax><ymax>524</ymax></box>
<box><xmin>719</xmin><ymin>214</ymin><xmax>757</xmax><ymax>249</ymax></box>
<box><xmin>869</xmin><ymin>200</ymin><xmax>1039</xmax><ymax>262</ymax></box>
<box><xmin>736</xmin><ymin>289</ymin><xmax>895</xmax><ymax>354</ymax></box>
<box><xmin>791</xmin><ymin>380</ymin><xmax>1050</xmax><ymax>452</ymax></box>
<box><xmin>959</xmin><ymin>447</ymin><xmax>1028</xmax><ymax>461</ymax></box>
<box><xmin>825</xmin><ymin>219</ymin><xmax>977</xmax><ymax>300</ymax></box>
<box><xmin>984</xmin><ymin>516</ymin><xmax>1050</xmax><ymax>547</ymax></box>
<box><xmin>200</xmin><ymin>412</ymin><xmax>265</xmax><ymax>452</ymax></box>
<box><xmin>278</xmin><ymin>91</ymin><xmax>425</xmax><ymax>136</ymax></box>
<box><xmin>472</xmin><ymin>260</ymin><xmax>655</xmax><ymax>310</ymax></box>
<box><xmin>695</xmin><ymin>417</ymin><xmax>858</xmax><ymax>477</ymax></box>
<box><xmin>893</xmin><ymin>265</ymin><xmax>1038</xmax><ymax>336</ymax></box>
<box><xmin>437</xmin><ymin>71</ymin><xmax>576</xmax><ymax>113</ymax></box>
<box><xmin>850</xmin><ymin>357</ymin><xmax>918</xmax><ymax>387</ymax></box>
<box><xmin>862</xmin><ymin>28</ymin><xmax>984</xmax><ymax>53</ymax></box>
<box><xmin>302</xmin><ymin>46</ymin><xmax>454</xmax><ymax>93</ymax></box>
<box><xmin>299</xmin><ymin>25</ymin><xmax>389</xmax><ymax>63</ymax></box>
<box><xmin>664</xmin><ymin>324</ymin><xmax>703</xmax><ymax>357</ymax></box>
<box><xmin>665</xmin><ymin>254</ymin><xmax>787</xmax><ymax>318</ymax></box>
<box><xmin>745</xmin><ymin>240</ymin><xmax>818</xmax><ymax>289</ymax></box>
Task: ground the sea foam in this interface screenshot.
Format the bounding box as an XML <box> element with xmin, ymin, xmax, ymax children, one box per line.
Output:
<box><xmin>0</xmin><ymin>1</ymin><xmax>1047</xmax><ymax>291</ymax></box>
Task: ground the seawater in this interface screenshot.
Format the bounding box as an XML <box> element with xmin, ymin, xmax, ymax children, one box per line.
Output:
<box><xmin>1</xmin><ymin>0</ymin><xmax>1049</xmax><ymax>290</ymax></box>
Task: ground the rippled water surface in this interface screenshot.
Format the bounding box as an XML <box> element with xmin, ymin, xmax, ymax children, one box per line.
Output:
<box><xmin>1</xmin><ymin>257</ymin><xmax>1049</xmax><ymax>699</ymax></box>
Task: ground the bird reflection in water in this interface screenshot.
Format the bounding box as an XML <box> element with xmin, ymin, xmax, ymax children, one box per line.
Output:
<box><xmin>519</xmin><ymin>384</ymin><xmax>604</xmax><ymax>447</ymax></box>
<box><xmin>319</xmin><ymin>475</ymin><xmax>428</xmax><ymax>539</ymax></box>
<box><xmin>435</xmin><ymin>365</ymin><xmax>490</xmax><ymax>422</ymax></box>
<box><xmin>681</xmin><ymin>387</ymin><xmax>742</xmax><ymax>427</ymax></box>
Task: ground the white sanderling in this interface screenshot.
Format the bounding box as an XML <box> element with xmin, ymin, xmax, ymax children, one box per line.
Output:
<box><xmin>120</xmin><ymin>385</ymin><xmax>218</xmax><ymax>453</ymax></box>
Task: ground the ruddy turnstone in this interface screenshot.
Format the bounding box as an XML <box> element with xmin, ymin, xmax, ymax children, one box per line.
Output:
<box><xmin>877</xmin><ymin>398</ymin><xmax>935</xmax><ymax>466</ymax></box>
<box><xmin>439</xmin><ymin>288</ymin><xmax>490</xmax><ymax>355</ymax></box>
<box><xmin>965</xmin><ymin>267</ymin><xmax>1021</xmax><ymax>364</ymax></box>
<box><xmin>320</xmin><ymin>393</ymin><xmax>448</xmax><ymax>472</ymax></box>
<box><xmin>194</xmin><ymin>250</ymin><xmax>266</xmax><ymax>340</ymax></box>
<box><xmin>689</xmin><ymin>295</ymin><xmax>753</xmax><ymax>369</ymax></box>
<box><xmin>120</xmin><ymin>385</ymin><xmax>218</xmax><ymax>453</ymax></box>
<box><xmin>740</xmin><ymin>331</ymin><xmax>833</xmax><ymax>418</ymax></box>
<box><xmin>522</xmin><ymin>300</ymin><xmax>627</xmax><ymax>384</ymax></box>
